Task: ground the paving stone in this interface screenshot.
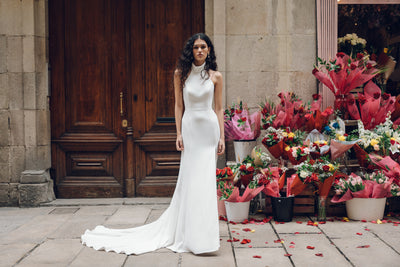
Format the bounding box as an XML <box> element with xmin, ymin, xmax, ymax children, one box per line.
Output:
<box><xmin>0</xmin><ymin>213</ymin><xmax>72</xmax><ymax>245</ymax></box>
<box><xmin>49</xmin><ymin>215</ymin><xmax>108</xmax><ymax>239</ymax></box>
<box><xmin>69</xmin><ymin>246</ymin><xmax>126</xmax><ymax>267</ymax></box>
<box><xmin>219</xmin><ymin>221</ymin><xmax>229</xmax><ymax>237</ymax></box>
<box><xmin>17</xmin><ymin>239</ymin><xmax>82</xmax><ymax>266</ymax></box>
<box><xmin>318</xmin><ymin>220</ymin><xmax>370</xmax><ymax>238</ymax></box>
<box><xmin>234</xmin><ymin>247</ymin><xmax>291</xmax><ymax>267</ymax></box>
<box><xmin>279</xmin><ymin>232</ymin><xmax>351</xmax><ymax>267</ymax></box>
<box><xmin>366</xmin><ymin>222</ymin><xmax>400</xmax><ymax>253</ymax></box>
<box><xmin>124</xmin><ymin>197</ymin><xmax>171</xmax><ymax>205</ymax></box>
<box><xmin>181</xmin><ymin>240</ymin><xmax>235</xmax><ymax>267</ymax></box>
<box><xmin>228</xmin><ymin>221</ymin><xmax>280</xmax><ymax>248</ymax></box>
<box><xmin>145</xmin><ymin>208</ymin><xmax>165</xmax><ymax>224</ymax></box>
<box><xmin>0</xmin><ymin>243</ymin><xmax>36</xmax><ymax>267</ymax></box>
<box><xmin>104</xmin><ymin>206</ymin><xmax>151</xmax><ymax>227</ymax></box>
<box><xmin>124</xmin><ymin>251</ymin><xmax>179</xmax><ymax>267</ymax></box>
<box><xmin>41</xmin><ymin>198</ymin><xmax>124</xmax><ymax>206</ymax></box>
<box><xmin>272</xmin><ymin>216</ymin><xmax>321</xmax><ymax>234</ymax></box>
<box><xmin>74</xmin><ymin>206</ymin><xmax>119</xmax><ymax>216</ymax></box>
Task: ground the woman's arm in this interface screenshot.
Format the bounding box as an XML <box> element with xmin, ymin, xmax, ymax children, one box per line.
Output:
<box><xmin>213</xmin><ymin>71</ymin><xmax>225</xmax><ymax>155</ymax></box>
<box><xmin>174</xmin><ymin>69</ymin><xmax>184</xmax><ymax>151</ymax></box>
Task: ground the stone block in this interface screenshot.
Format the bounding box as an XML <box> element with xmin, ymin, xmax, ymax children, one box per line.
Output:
<box><xmin>22</xmin><ymin>0</ymin><xmax>35</xmax><ymax>36</ymax></box>
<box><xmin>270</xmin><ymin>0</ymin><xmax>287</xmax><ymax>35</ymax></box>
<box><xmin>10</xmin><ymin>146</ymin><xmax>25</xmax><ymax>183</ymax></box>
<box><xmin>0</xmin><ymin>36</ymin><xmax>7</xmax><ymax>73</ymax></box>
<box><xmin>276</xmin><ymin>35</ymin><xmax>289</xmax><ymax>72</ymax></box>
<box><xmin>213</xmin><ymin>0</ymin><xmax>226</xmax><ymax>35</ymax></box>
<box><xmin>20</xmin><ymin>169</ymin><xmax>49</xmax><ymax>184</ymax></box>
<box><xmin>25</xmin><ymin>145</ymin><xmax>50</xmax><ymax>170</ymax></box>
<box><xmin>7</xmin><ymin>37</ymin><xmax>23</xmax><ymax>73</ymax></box>
<box><xmin>34</xmin><ymin>36</ymin><xmax>46</xmax><ymax>72</ymax></box>
<box><xmin>70</xmin><ymin>246</ymin><xmax>126</xmax><ymax>267</ymax></box>
<box><xmin>249</xmin><ymin>71</ymin><xmax>279</xmax><ymax>103</ymax></box>
<box><xmin>0</xmin><ymin>184</ymin><xmax>9</xmax><ymax>203</ymax></box>
<box><xmin>277</xmin><ymin>71</ymin><xmax>290</xmax><ymax>93</ymax></box>
<box><xmin>37</xmin><ymin>110</ymin><xmax>50</xmax><ymax>146</ymax></box>
<box><xmin>205</xmin><ymin>0</ymin><xmax>214</xmax><ymax>36</ymax></box>
<box><xmin>0</xmin><ymin>73</ymin><xmax>9</xmax><ymax>108</ymax></box>
<box><xmin>24</xmin><ymin>110</ymin><xmax>36</xmax><ymax>146</ymax></box>
<box><xmin>0</xmin><ymin>163</ymin><xmax>10</xmax><ymax>183</ymax></box>
<box><xmin>10</xmin><ymin>110</ymin><xmax>24</xmax><ymax>146</ymax></box>
<box><xmin>35</xmin><ymin>70</ymin><xmax>49</xmax><ymax>110</ymax></box>
<box><xmin>22</xmin><ymin>36</ymin><xmax>35</xmax><ymax>72</ymax></box>
<box><xmin>213</xmin><ymin>35</ymin><xmax>226</xmax><ymax>72</ymax></box>
<box><xmin>105</xmin><ymin>206</ymin><xmax>152</xmax><ymax>227</ymax></box>
<box><xmin>290</xmin><ymin>71</ymin><xmax>316</xmax><ymax>102</ymax></box>
<box><xmin>226</xmin><ymin>71</ymin><xmax>248</xmax><ymax>103</ymax></box>
<box><xmin>226</xmin><ymin>0</ymin><xmax>268</xmax><ymax>35</ymax></box>
<box><xmin>23</xmin><ymin>72</ymin><xmax>36</xmax><ymax>109</ymax></box>
<box><xmin>18</xmin><ymin>182</ymin><xmax>52</xmax><ymax>207</ymax></box>
<box><xmin>0</xmin><ymin>146</ymin><xmax>9</xmax><ymax>163</ymax></box>
<box><xmin>34</xmin><ymin>0</ymin><xmax>47</xmax><ymax>37</ymax></box>
<box><xmin>9</xmin><ymin>182</ymin><xmax>19</xmax><ymax>205</ymax></box>
<box><xmin>8</xmin><ymin>72</ymin><xmax>23</xmax><ymax>109</ymax></box>
<box><xmin>288</xmin><ymin>35</ymin><xmax>316</xmax><ymax>72</ymax></box>
<box><xmin>126</xmin><ymin>251</ymin><xmax>179</xmax><ymax>267</ymax></box>
<box><xmin>0</xmin><ymin>0</ymin><xmax>22</xmax><ymax>35</ymax></box>
<box><xmin>289</xmin><ymin>0</ymin><xmax>316</xmax><ymax>35</ymax></box>
<box><xmin>0</xmin><ymin>111</ymin><xmax>9</xmax><ymax>147</ymax></box>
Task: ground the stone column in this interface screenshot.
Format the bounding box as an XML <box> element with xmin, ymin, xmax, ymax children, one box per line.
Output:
<box><xmin>0</xmin><ymin>0</ymin><xmax>54</xmax><ymax>206</ymax></box>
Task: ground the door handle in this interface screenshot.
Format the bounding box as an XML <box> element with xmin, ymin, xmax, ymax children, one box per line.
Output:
<box><xmin>120</xmin><ymin>92</ymin><xmax>128</xmax><ymax>128</ymax></box>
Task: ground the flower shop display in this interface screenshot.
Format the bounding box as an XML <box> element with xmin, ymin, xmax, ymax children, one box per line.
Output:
<box><xmin>337</xmin><ymin>33</ymin><xmax>367</xmax><ymax>58</ymax></box>
<box><xmin>224</xmin><ymin>100</ymin><xmax>261</xmax><ymax>163</ymax></box>
<box><xmin>313</xmin><ymin>52</ymin><xmax>381</xmax><ymax>119</ymax></box>
<box><xmin>332</xmin><ymin>171</ymin><xmax>400</xmax><ymax>220</ymax></box>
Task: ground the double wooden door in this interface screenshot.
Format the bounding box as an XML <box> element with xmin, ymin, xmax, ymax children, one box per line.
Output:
<box><xmin>49</xmin><ymin>0</ymin><xmax>204</xmax><ymax>198</ymax></box>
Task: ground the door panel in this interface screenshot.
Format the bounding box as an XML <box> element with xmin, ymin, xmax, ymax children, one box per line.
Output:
<box><xmin>50</xmin><ymin>0</ymin><xmax>204</xmax><ymax>197</ymax></box>
<box><xmin>50</xmin><ymin>0</ymin><xmax>127</xmax><ymax>198</ymax></box>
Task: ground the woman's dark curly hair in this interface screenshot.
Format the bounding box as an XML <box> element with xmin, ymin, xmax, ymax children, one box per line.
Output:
<box><xmin>176</xmin><ymin>33</ymin><xmax>217</xmax><ymax>88</ymax></box>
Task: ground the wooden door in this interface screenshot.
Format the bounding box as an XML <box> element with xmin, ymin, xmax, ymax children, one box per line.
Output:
<box><xmin>49</xmin><ymin>0</ymin><xmax>204</xmax><ymax>198</ymax></box>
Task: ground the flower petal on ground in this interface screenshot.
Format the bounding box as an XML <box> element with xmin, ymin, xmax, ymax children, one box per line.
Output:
<box><xmin>307</xmin><ymin>246</ymin><xmax>315</xmax><ymax>250</ymax></box>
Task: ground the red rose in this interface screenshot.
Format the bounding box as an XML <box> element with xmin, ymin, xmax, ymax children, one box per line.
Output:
<box><xmin>247</xmin><ymin>166</ymin><xmax>255</xmax><ymax>173</ymax></box>
<box><xmin>312</xmin><ymin>68</ymin><xmax>319</xmax><ymax>75</ymax></box>
<box><xmin>350</xmin><ymin>63</ymin><xmax>357</xmax><ymax>70</ymax></box>
<box><xmin>241</xmin><ymin>117</ymin><xmax>247</xmax><ymax>122</ymax></box>
<box><xmin>357</xmin><ymin>53</ymin><xmax>364</xmax><ymax>60</ymax></box>
<box><xmin>322</xmin><ymin>165</ymin><xmax>330</xmax><ymax>172</ymax></box>
<box><xmin>262</xmin><ymin>124</ymin><xmax>268</xmax><ymax>129</ymax></box>
<box><xmin>382</xmin><ymin>93</ymin><xmax>390</xmax><ymax>100</ymax></box>
<box><xmin>370</xmin><ymin>53</ymin><xmax>377</xmax><ymax>61</ymax></box>
<box><xmin>366</xmin><ymin>63</ymin><xmax>373</xmax><ymax>69</ymax></box>
<box><xmin>298</xmin><ymin>106</ymin><xmax>305</xmax><ymax>114</ymax></box>
<box><xmin>239</xmin><ymin>165</ymin><xmax>246</xmax><ymax>171</ymax></box>
<box><xmin>347</xmin><ymin>98</ymin><xmax>355</xmax><ymax>105</ymax></box>
<box><xmin>312</xmin><ymin>94</ymin><xmax>320</xmax><ymax>101</ymax></box>
<box><xmin>221</xmin><ymin>168</ymin><xmax>226</xmax><ymax>176</ymax></box>
<box><xmin>336</xmin><ymin>52</ymin><xmax>346</xmax><ymax>58</ymax></box>
<box><xmin>358</xmin><ymin>94</ymin><xmax>367</xmax><ymax>105</ymax></box>
<box><xmin>235</xmin><ymin>109</ymin><xmax>242</xmax><ymax>114</ymax></box>
<box><xmin>262</xmin><ymin>107</ymin><xmax>268</xmax><ymax>115</ymax></box>
<box><xmin>216</xmin><ymin>169</ymin><xmax>221</xmax><ymax>176</ymax></box>
<box><xmin>226</xmin><ymin>168</ymin><xmax>233</xmax><ymax>176</ymax></box>
<box><xmin>391</xmin><ymin>139</ymin><xmax>396</xmax><ymax>145</ymax></box>
<box><xmin>373</xmin><ymin>92</ymin><xmax>380</xmax><ymax>99</ymax></box>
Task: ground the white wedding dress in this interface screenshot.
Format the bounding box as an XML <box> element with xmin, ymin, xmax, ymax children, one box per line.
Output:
<box><xmin>81</xmin><ymin>62</ymin><xmax>220</xmax><ymax>255</ymax></box>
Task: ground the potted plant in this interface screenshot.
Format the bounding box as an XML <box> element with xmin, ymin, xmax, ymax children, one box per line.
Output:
<box><xmin>332</xmin><ymin>171</ymin><xmax>400</xmax><ymax>221</ymax></box>
<box><xmin>224</xmin><ymin>100</ymin><xmax>261</xmax><ymax>163</ymax></box>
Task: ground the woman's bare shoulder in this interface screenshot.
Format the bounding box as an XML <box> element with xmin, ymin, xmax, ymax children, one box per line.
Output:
<box><xmin>174</xmin><ymin>69</ymin><xmax>182</xmax><ymax>78</ymax></box>
<box><xmin>210</xmin><ymin>70</ymin><xmax>222</xmax><ymax>83</ymax></box>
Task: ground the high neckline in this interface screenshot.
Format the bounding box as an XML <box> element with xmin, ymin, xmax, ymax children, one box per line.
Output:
<box><xmin>191</xmin><ymin>62</ymin><xmax>206</xmax><ymax>73</ymax></box>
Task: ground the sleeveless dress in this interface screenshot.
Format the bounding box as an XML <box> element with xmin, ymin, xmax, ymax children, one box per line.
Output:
<box><xmin>81</xmin><ymin>62</ymin><xmax>220</xmax><ymax>255</ymax></box>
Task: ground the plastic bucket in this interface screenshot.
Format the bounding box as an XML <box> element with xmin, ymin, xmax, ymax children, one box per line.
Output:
<box><xmin>271</xmin><ymin>195</ymin><xmax>294</xmax><ymax>222</ymax></box>
<box><xmin>233</xmin><ymin>140</ymin><xmax>256</xmax><ymax>163</ymax></box>
<box><xmin>346</xmin><ymin>197</ymin><xmax>386</xmax><ymax>221</ymax></box>
<box><xmin>225</xmin><ymin>201</ymin><xmax>250</xmax><ymax>222</ymax></box>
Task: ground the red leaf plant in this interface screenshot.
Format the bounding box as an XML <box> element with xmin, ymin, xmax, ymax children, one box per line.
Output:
<box><xmin>313</xmin><ymin>53</ymin><xmax>380</xmax><ymax>119</ymax></box>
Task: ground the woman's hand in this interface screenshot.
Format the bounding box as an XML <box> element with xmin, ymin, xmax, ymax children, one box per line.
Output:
<box><xmin>217</xmin><ymin>138</ymin><xmax>225</xmax><ymax>155</ymax></box>
<box><xmin>176</xmin><ymin>135</ymin><xmax>184</xmax><ymax>151</ymax></box>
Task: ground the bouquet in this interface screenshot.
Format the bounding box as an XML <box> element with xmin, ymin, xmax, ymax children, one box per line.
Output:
<box><xmin>261</xmin><ymin>128</ymin><xmax>285</xmax><ymax>159</ymax></box>
<box><xmin>337</xmin><ymin>33</ymin><xmax>367</xmax><ymax>58</ymax></box>
<box><xmin>285</xmin><ymin>145</ymin><xmax>310</xmax><ymax>165</ymax></box>
<box><xmin>224</xmin><ymin>100</ymin><xmax>261</xmax><ymax>141</ymax></box>
<box><xmin>216</xmin><ymin>167</ymin><xmax>235</xmax><ymax>182</ymax></box>
<box><xmin>238</xmin><ymin>163</ymin><xmax>255</xmax><ymax>187</ymax></box>
<box><xmin>304</xmin><ymin>94</ymin><xmax>334</xmax><ymax>132</ymax></box>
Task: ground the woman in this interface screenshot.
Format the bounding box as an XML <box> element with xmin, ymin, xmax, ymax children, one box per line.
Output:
<box><xmin>81</xmin><ymin>33</ymin><xmax>225</xmax><ymax>255</ymax></box>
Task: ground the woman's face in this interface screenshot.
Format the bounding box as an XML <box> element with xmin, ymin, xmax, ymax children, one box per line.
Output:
<box><xmin>192</xmin><ymin>38</ymin><xmax>209</xmax><ymax>65</ymax></box>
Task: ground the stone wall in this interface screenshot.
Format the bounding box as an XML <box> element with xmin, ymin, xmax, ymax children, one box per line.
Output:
<box><xmin>0</xmin><ymin>0</ymin><xmax>54</xmax><ymax>206</ymax></box>
<box><xmin>206</xmin><ymin>0</ymin><xmax>317</xmax><ymax>161</ymax></box>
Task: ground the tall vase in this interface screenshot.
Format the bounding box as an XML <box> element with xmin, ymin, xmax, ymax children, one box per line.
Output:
<box><xmin>317</xmin><ymin>195</ymin><xmax>327</xmax><ymax>222</ymax></box>
<box><xmin>233</xmin><ymin>139</ymin><xmax>257</xmax><ymax>163</ymax></box>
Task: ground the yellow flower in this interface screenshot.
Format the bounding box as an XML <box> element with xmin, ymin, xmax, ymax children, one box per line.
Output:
<box><xmin>288</xmin><ymin>132</ymin><xmax>295</xmax><ymax>139</ymax></box>
<box><xmin>328</xmin><ymin>164</ymin><xmax>335</xmax><ymax>172</ymax></box>
<box><xmin>384</xmin><ymin>47</ymin><xmax>388</xmax><ymax>54</ymax></box>
<box><xmin>338</xmin><ymin>135</ymin><xmax>346</xmax><ymax>141</ymax></box>
<box><xmin>370</xmin><ymin>139</ymin><xmax>379</xmax><ymax>147</ymax></box>
<box><xmin>282</xmin><ymin>132</ymin><xmax>288</xmax><ymax>137</ymax></box>
<box><xmin>285</xmin><ymin>146</ymin><xmax>290</xmax><ymax>151</ymax></box>
<box><xmin>315</xmin><ymin>140</ymin><xmax>320</xmax><ymax>145</ymax></box>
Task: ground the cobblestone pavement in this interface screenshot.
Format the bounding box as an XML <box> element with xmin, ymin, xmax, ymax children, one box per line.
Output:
<box><xmin>1</xmin><ymin>198</ymin><xmax>400</xmax><ymax>267</ymax></box>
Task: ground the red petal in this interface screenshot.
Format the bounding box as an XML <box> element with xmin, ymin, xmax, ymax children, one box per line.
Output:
<box><xmin>229</xmin><ymin>221</ymin><xmax>237</xmax><ymax>225</ymax></box>
<box><xmin>227</xmin><ymin>239</ymin><xmax>233</xmax><ymax>242</ymax></box>
<box><xmin>294</xmin><ymin>232</ymin><xmax>300</xmax><ymax>234</ymax></box>
<box><xmin>307</xmin><ymin>246</ymin><xmax>315</xmax><ymax>250</ymax></box>
<box><xmin>248</xmin><ymin>245</ymin><xmax>252</xmax><ymax>248</ymax></box>
<box><xmin>361</xmin><ymin>220</ymin><xmax>367</xmax><ymax>222</ymax></box>
<box><xmin>296</xmin><ymin>221</ymin><xmax>303</xmax><ymax>224</ymax></box>
<box><xmin>284</xmin><ymin>254</ymin><xmax>292</xmax><ymax>257</ymax></box>
<box><xmin>289</xmin><ymin>245</ymin><xmax>295</xmax><ymax>248</ymax></box>
<box><xmin>365</xmin><ymin>229</ymin><xmax>370</xmax><ymax>231</ymax></box>
<box><xmin>253</xmin><ymin>255</ymin><xmax>262</xmax><ymax>259</ymax></box>
<box><xmin>356</xmin><ymin>233</ymin><xmax>363</xmax><ymax>235</ymax></box>
<box><xmin>357</xmin><ymin>245</ymin><xmax>370</xmax><ymax>248</ymax></box>
<box><xmin>394</xmin><ymin>224</ymin><xmax>399</xmax><ymax>226</ymax></box>
<box><xmin>315</xmin><ymin>253</ymin><xmax>323</xmax><ymax>257</ymax></box>
<box><xmin>290</xmin><ymin>242</ymin><xmax>295</xmax><ymax>244</ymax></box>
<box><xmin>265</xmin><ymin>241</ymin><xmax>268</xmax><ymax>244</ymax></box>
<box><xmin>232</xmin><ymin>231</ymin><xmax>236</xmax><ymax>233</ymax></box>
<box><xmin>242</xmin><ymin>228</ymin><xmax>252</xmax><ymax>232</ymax></box>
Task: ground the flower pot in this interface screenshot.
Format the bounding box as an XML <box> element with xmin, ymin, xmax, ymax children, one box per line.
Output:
<box><xmin>346</xmin><ymin>197</ymin><xmax>386</xmax><ymax>221</ymax></box>
<box><xmin>225</xmin><ymin>201</ymin><xmax>250</xmax><ymax>222</ymax></box>
<box><xmin>271</xmin><ymin>194</ymin><xmax>294</xmax><ymax>222</ymax></box>
<box><xmin>218</xmin><ymin>199</ymin><xmax>226</xmax><ymax>216</ymax></box>
<box><xmin>233</xmin><ymin>140</ymin><xmax>256</xmax><ymax>163</ymax></box>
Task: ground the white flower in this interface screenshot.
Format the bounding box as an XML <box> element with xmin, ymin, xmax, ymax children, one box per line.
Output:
<box><xmin>300</xmin><ymin>170</ymin><xmax>309</xmax><ymax>179</ymax></box>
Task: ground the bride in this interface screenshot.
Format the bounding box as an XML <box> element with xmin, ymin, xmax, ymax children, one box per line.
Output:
<box><xmin>81</xmin><ymin>33</ymin><xmax>225</xmax><ymax>255</ymax></box>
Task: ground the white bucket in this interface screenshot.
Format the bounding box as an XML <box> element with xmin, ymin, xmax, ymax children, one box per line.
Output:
<box><xmin>225</xmin><ymin>201</ymin><xmax>250</xmax><ymax>222</ymax></box>
<box><xmin>346</xmin><ymin>197</ymin><xmax>386</xmax><ymax>221</ymax></box>
<box><xmin>233</xmin><ymin>140</ymin><xmax>256</xmax><ymax>163</ymax></box>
